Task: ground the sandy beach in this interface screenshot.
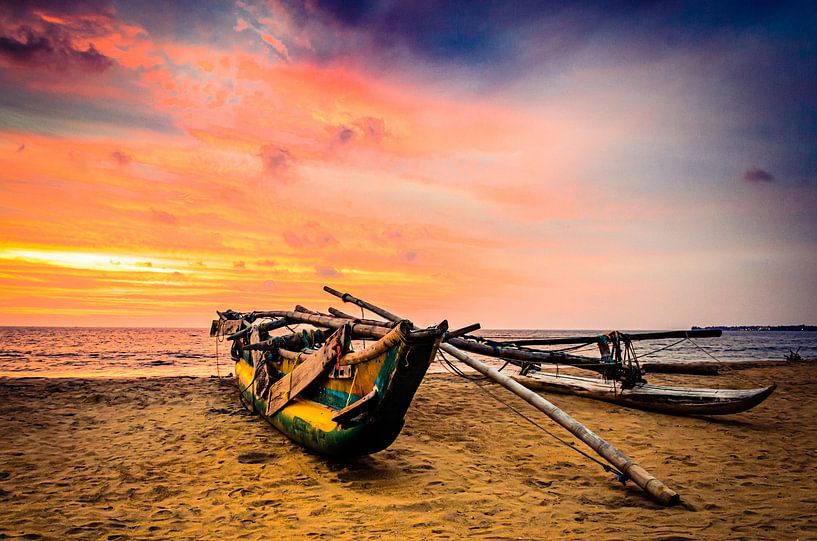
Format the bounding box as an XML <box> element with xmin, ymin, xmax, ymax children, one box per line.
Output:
<box><xmin>1</xmin><ymin>364</ymin><xmax>816</xmax><ymax>540</ymax></box>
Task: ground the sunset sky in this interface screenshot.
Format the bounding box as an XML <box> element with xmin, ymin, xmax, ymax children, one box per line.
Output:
<box><xmin>1</xmin><ymin>1</ymin><xmax>815</xmax><ymax>329</ymax></box>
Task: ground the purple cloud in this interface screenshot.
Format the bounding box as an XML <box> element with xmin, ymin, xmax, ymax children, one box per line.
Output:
<box><xmin>0</xmin><ymin>26</ymin><xmax>113</xmax><ymax>72</ymax></box>
<box><xmin>282</xmin><ymin>223</ymin><xmax>337</xmax><ymax>248</ymax></box>
<box><xmin>358</xmin><ymin>116</ymin><xmax>385</xmax><ymax>140</ymax></box>
<box><xmin>743</xmin><ymin>168</ymin><xmax>775</xmax><ymax>183</ymax></box>
<box><xmin>338</xmin><ymin>127</ymin><xmax>354</xmax><ymax>142</ymax></box>
<box><xmin>315</xmin><ymin>265</ymin><xmax>340</xmax><ymax>277</ymax></box>
<box><xmin>111</xmin><ymin>150</ymin><xmax>132</xmax><ymax>166</ymax></box>
<box><xmin>260</xmin><ymin>145</ymin><xmax>293</xmax><ymax>175</ymax></box>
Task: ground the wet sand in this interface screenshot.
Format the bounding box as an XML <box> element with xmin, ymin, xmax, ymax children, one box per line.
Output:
<box><xmin>1</xmin><ymin>364</ymin><xmax>815</xmax><ymax>540</ymax></box>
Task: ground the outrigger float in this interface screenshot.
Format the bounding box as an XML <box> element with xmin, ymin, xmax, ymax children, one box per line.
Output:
<box><xmin>211</xmin><ymin>286</ymin><xmax>774</xmax><ymax>505</ymax></box>
<box><xmin>445</xmin><ymin>331</ymin><xmax>776</xmax><ymax>416</ymax></box>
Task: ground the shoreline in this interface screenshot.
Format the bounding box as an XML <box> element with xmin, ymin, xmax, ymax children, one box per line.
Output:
<box><xmin>1</xmin><ymin>365</ymin><xmax>816</xmax><ymax>539</ymax></box>
<box><xmin>1</xmin><ymin>356</ymin><xmax>815</xmax><ymax>381</ymax></box>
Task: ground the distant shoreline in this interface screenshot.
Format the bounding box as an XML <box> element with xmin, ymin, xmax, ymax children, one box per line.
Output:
<box><xmin>692</xmin><ymin>325</ymin><xmax>817</xmax><ymax>332</ymax></box>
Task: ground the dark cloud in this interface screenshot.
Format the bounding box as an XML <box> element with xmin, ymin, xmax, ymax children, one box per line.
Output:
<box><xmin>404</xmin><ymin>250</ymin><xmax>416</xmax><ymax>262</ymax></box>
<box><xmin>256</xmin><ymin>259</ymin><xmax>276</xmax><ymax>267</ymax></box>
<box><xmin>0</xmin><ymin>1</ymin><xmax>116</xmax><ymax>16</ymax></box>
<box><xmin>743</xmin><ymin>168</ymin><xmax>776</xmax><ymax>183</ymax></box>
<box><xmin>16</xmin><ymin>143</ymin><xmax>25</xmax><ymax>152</ymax></box>
<box><xmin>0</xmin><ymin>25</ymin><xmax>114</xmax><ymax>72</ymax></box>
<box><xmin>338</xmin><ymin>127</ymin><xmax>354</xmax><ymax>142</ymax></box>
<box><xmin>233</xmin><ymin>261</ymin><xmax>246</xmax><ymax>269</ymax></box>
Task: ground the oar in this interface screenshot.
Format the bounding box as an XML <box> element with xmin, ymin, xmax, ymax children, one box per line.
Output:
<box><xmin>322</xmin><ymin>286</ymin><xmax>680</xmax><ymax>506</ymax></box>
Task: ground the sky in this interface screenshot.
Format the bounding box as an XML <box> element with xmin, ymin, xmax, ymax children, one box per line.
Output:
<box><xmin>1</xmin><ymin>0</ymin><xmax>816</xmax><ymax>329</ymax></box>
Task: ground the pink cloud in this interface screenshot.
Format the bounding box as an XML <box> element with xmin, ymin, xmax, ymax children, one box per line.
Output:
<box><xmin>259</xmin><ymin>145</ymin><xmax>293</xmax><ymax>177</ymax></box>
<box><xmin>151</xmin><ymin>209</ymin><xmax>178</xmax><ymax>225</ymax></box>
<box><xmin>111</xmin><ymin>150</ymin><xmax>132</xmax><ymax>166</ymax></box>
<box><xmin>315</xmin><ymin>265</ymin><xmax>340</xmax><ymax>277</ymax></box>
<box><xmin>282</xmin><ymin>223</ymin><xmax>337</xmax><ymax>248</ymax></box>
<box><xmin>260</xmin><ymin>33</ymin><xmax>289</xmax><ymax>59</ymax></box>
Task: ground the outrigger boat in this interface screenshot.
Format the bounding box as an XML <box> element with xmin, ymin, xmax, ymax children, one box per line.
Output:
<box><xmin>211</xmin><ymin>308</ymin><xmax>446</xmax><ymax>456</ymax></box>
<box><xmin>447</xmin><ymin>330</ymin><xmax>776</xmax><ymax>415</ymax></box>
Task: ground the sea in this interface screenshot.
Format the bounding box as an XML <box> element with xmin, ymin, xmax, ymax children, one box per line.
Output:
<box><xmin>1</xmin><ymin>327</ymin><xmax>815</xmax><ymax>379</ymax></box>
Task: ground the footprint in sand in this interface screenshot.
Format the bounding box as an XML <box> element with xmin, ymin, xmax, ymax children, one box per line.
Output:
<box><xmin>237</xmin><ymin>451</ymin><xmax>278</xmax><ymax>464</ymax></box>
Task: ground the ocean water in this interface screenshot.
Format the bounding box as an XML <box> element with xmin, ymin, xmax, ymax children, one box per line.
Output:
<box><xmin>0</xmin><ymin>327</ymin><xmax>815</xmax><ymax>378</ymax></box>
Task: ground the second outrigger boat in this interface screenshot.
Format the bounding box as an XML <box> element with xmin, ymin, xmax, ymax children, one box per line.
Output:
<box><xmin>447</xmin><ymin>330</ymin><xmax>776</xmax><ymax>415</ymax></box>
<box><xmin>513</xmin><ymin>370</ymin><xmax>776</xmax><ymax>415</ymax></box>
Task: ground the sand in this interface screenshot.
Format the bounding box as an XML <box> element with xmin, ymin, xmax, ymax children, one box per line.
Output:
<box><xmin>1</xmin><ymin>364</ymin><xmax>816</xmax><ymax>540</ymax></box>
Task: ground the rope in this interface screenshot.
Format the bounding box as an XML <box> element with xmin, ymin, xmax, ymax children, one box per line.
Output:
<box><xmin>634</xmin><ymin>337</ymin><xmax>687</xmax><ymax>358</ymax></box>
<box><xmin>359</xmin><ymin>306</ymin><xmax>367</xmax><ymax>348</ymax></box>
<box><xmin>214</xmin><ymin>324</ymin><xmax>225</xmax><ymax>379</ymax></box>
<box><xmin>685</xmin><ymin>336</ymin><xmax>736</xmax><ymax>375</ymax></box>
<box><xmin>436</xmin><ymin>351</ymin><xmax>625</xmax><ymax>481</ymax></box>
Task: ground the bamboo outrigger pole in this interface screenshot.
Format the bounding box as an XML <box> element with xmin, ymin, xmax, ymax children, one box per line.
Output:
<box><xmin>322</xmin><ymin>286</ymin><xmax>680</xmax><ymax>506</ymax></box>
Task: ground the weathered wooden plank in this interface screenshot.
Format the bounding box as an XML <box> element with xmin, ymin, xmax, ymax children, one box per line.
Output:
<box><xmin>331</xmin><ymin>388</ymin><xmax>378</xmax><ymax>423</ymax></box>
<box><xmin>265</xmin><ymin>325</ymin><xmax>351</xmax><ymax>416</ymax></box>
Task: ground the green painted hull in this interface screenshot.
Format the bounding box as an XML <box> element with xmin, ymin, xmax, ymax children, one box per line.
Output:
<box><xmin>235</xmin><ymin>327</ymin><xmax>442</xmax><ymax>456</ymax></box>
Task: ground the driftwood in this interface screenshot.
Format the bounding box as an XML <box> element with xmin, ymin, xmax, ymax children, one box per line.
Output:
<box><xmin>322</xmin><ymin>286</ymin><xmax>680</xmax><ymax>506</ymax></box>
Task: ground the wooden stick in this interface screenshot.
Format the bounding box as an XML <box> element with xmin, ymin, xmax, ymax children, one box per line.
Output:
<box><xmin>226</xmin><ymin>317</ymin><xmax>290</xmax><ymax>341</ymax></box>
<box><xmin>446</xmin><ymin>323</ymin><xmax>482</xmax><ymax>339</ymax></box>
<box><xmin>448</xmin><ymin>337</ymin><xmax>606</xmax><ymax>373</ymax></box>
<box><xmin>250</xmin><ymin>309</ymin><xmax>396</xmax><ymax>338</ymax></box>
<box><xmin>509</xmin><ymin>329</ymin><xmax>722</xmax><ymax>346</ymax></box>
<box><xmin>322</xmin><ymin>286</ymin><xmax>680</xmax><ymax>506</ymax></box>
<box><xmin>327</xmin><ymin>307</ymin><xmax>394</xmax><ymax>328</ymax></box>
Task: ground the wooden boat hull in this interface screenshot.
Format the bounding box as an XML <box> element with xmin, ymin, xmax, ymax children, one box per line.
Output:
<box><xmin>235</xmin><ymin>323</ymin><xmax>443</xmax><ymax>456</ymax></box>
<box><xmin>514</xmin><ymin>372</ymin><xmax>776</xmax><ymax>415</ymax></box>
